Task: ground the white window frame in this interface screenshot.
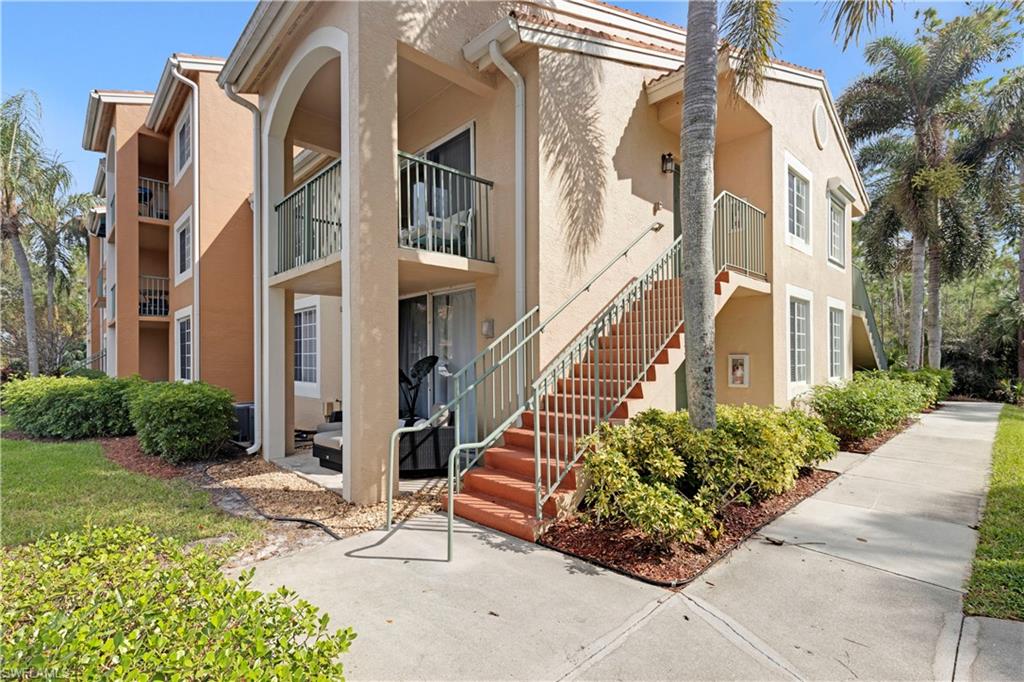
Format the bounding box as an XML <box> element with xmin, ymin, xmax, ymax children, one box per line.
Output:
<box><xmin>727</xmin><ymin>353</ymin><xmax>750</xmax><ymax>388</ymax></box>
<box><xmin>174</xmin><ymin>206</ymin><xmax>193</xmax><ymax>286</ymax></box>
<box><xmin>174</xmin><ymin>305</ymin><xmax>193</xmax><ymax>382</ymax></box>
<box><xmin>827</xmin><ymin>297</ymin><xmax>847</xmax><ymax>381</ymax></box>
<box><xmin>827</xmin><ymin>193</ymin><xmax>847</xmax><ymax>270</ymax></box>
<box><xmin>293</xmin><ymin>297</ymin><xmax>321</xmax><ymax>398</ymax></box>
<box><xmin>173</xmin><ymin>98</ymin><xmax>192</xmax><ymax>186</ymax></box>
<box><xmin>784</xmin><ymin>151</ymin><xmax>813</xmax><ymax>256</ymax></box>
<box><xmin>787</xmin><ymin>284</ymin><xmax>814</xmax><ymax>398</ymax></box>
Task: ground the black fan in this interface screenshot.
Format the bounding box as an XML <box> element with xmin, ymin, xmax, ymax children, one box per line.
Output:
<box><xmin>399</xmin><ymin>355</ymin><xmax>438</xmax><ymax>422</ymax></box>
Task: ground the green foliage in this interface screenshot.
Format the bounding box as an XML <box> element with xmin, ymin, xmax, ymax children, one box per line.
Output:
<box><xmin>964</xmin><ymin>406</ymin><xmax>1024</xmax><ymax>620</ymax></box>
<box><xmin>996</xmin><ymin>379</ymin><xmax>1024</xmax><ymax>406</ymax></box>
<box><xmin>64</xmin><ymin>366</ymin><xmax>105</xmax><ymax>379</ymax></box>
<box><xmin>809</xmin><ymin>374</ymin><xmax>931</xmax><ymax>443</ymax></box>
<box><xmin>0</xmin><ymin>525</ymin><xmax>354</xmax><ymax>679</ymax></box>
<box><xmin>891</xmin><ymin>367</ymin><xmax>954</xmax><ymax>403</ymax></box>
<box><xmin>129</xmin><ymin>382</ymin><xmax>235</xmax><ymax>464</ymax></box>
<box><xmin>581</xmin><ymin>406</ymin><xmax>836</xmax><ymax>546</ymax></box>
<box><xmin>0</xmin><ymin>375</ymin><xmax>141</xmax><ymax>439</ymax></box>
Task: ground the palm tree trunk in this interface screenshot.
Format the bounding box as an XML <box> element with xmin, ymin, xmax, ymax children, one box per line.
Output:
<box><xmin>679</xmin><ymin>0</ymin><xmax>718</xmax><ymax>430</ymax></box>
<box><xmin>8</xmin><ymin>233</ymin><xmax>40</xmax><ymax>375</ymax></box>
<box><xmin>907</xmin><ymin>233</ymin><xmax>927</xmax><ymax>370</ymax></box>
<box><xmin>1018</xmin><ymin>214</ymin><xmax>1023</xmax><ymax>380</ymax></box>
<box><xmin>45</xmin><ymin>269</ymin><xmax>56</xmax><ymax>329</ymax></box>
<box><xmin>926</xmin><ymin>239</ymin><xmax>942</xmax><ymax>369</ymax></box>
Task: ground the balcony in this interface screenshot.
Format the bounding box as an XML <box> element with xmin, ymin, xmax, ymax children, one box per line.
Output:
<box><xmin>273</xmin><ymin>159</ymin><xmax>342</xmax><ymax>276</ymax></box>
<box><xmin>713</xmin><ymin>191</ymin><xmax>767</xmax><ymax>281</ymax></box>
<box><xmin>139</xmin><ymin>275</ymin><xmax>169</xmax><ymax>317</ymax></box>
<box><xmin>138</xmin><ymin>177</ymin><xmax>169</xmax><ymax>220</ymax></box>
<box><xmin>397</xmin><ymin>152</ymin><xmax>493</xmax><ymax>262</ymax></box>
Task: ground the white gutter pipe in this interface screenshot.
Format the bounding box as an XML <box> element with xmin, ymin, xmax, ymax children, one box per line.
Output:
<box><xmin>488</xmin><ymin>41</ymin><xmax>526</xmax><ymax>322</ymax></box>
<box><xmin>170</xmin><ymin>60</ymin><xmax>201</xmax><ymax>381</ymax></box>
<box><xmin>223</xmin><ymin>84</ymin><xmax>264</xmax><ymax>456</ymax></box>
<box><xmin>488</xmin><ymin>40</ymin><xmax>527</xmax><ymax>406</ymax></box>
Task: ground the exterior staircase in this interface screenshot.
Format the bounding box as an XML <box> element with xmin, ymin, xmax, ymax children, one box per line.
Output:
<box><xmin>444</xmin><ymin>269</ymin><xmax>738</xmax><ymax>541</ymax></box>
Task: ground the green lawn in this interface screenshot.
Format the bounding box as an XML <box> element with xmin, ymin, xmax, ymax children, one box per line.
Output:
<box><xmin>1</xmin><ymin>435</ymin><xmax>260</xmax><ymax>548</ymax></box>
<box><xmin>964</xmin><ymin>404</ymin><xmax>1024</xmax><ymax>621</ymax></box>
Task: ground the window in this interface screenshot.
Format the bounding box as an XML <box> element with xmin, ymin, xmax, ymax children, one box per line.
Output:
<box><xmin>174</xmin><ymin>208</ymin><xmax>192</xmax><ymax>285</ymax></box>
<box><xmin>829</xmin><ymin>306</ymin><xmax>845</xmax><ymax>379</ymax></box>
<box><xmin>828</xmin><ymin>197</ymin><xmax>845</xmax><ymax>266</ymax></box>
<box><xmin>294</xmin><ymin>306</ymin><xmax>318</xmax><ymax>386</ymax></box>
<box><xmin>174</xmin><ymin>103</ymin><xmax>192</xmax><ymax>182</ymax></box>
<box><xmin>176</xmin><ymin>308</ymin><xmax>192</xmax><ymax>382</ymax></box>
<box><xmin>788</xmin><ymin>170</ymin><xmax>809</xmax><ymax>242</ymax></box>
<box><xmin>789</xmin><ymin>295</ymin><xmax>811</xmax><ymax>384</ymax></box>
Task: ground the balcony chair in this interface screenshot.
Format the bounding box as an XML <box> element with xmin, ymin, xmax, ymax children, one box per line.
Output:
<box><xmin>399</xmin><ymin>208</ymin><xmax>474</xmax><ymax>257</ymax></box>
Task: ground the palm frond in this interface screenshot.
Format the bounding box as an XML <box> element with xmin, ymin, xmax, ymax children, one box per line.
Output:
<box><xmin>824</xmin><ymin>0</ymin><xmax>894</xmax><ymax>50</ymax></box>
<box><xmin>721</xmin><ymin>0</ymin><xmax>782</xmax><ymax>98</ymax></box>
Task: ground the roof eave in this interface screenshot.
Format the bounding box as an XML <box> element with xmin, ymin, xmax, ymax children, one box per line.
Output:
<box><xmin>145</xmin><ymin>54</ymin><xmax>225</xmax><ymax>132</ymax></box>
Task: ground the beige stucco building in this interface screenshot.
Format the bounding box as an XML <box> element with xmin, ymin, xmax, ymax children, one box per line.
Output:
<box><xmin>213</xmin><ymin>0</ymin><xmax>884</xmax><ymax>537</ymax></box>
<box><xmin>82</xmin><ymin>55</ymin><xmax>255</xmax><ymax>405</ymax></box>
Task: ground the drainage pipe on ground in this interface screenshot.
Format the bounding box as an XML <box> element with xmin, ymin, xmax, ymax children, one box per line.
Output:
<box><xmin>222</xmin><ymin>84</ymin><xmax>264</xmax><ymax>457</ymax></box>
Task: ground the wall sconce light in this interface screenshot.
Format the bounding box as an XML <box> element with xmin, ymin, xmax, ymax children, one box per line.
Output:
<box><xmin>481</xmin><ymin>318</ymin><xmax>495</xmax><ymax>339</ymax></box>
<box><xmin>661</xmin><ymin>152</ymin><xmax>676</xmax><ymax>174</ymax></box>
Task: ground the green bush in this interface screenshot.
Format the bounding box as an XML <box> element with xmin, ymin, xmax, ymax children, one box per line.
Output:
<box><xmin>810</xmin><ymin>374</ymin><xmax>930</xmax><ymax>443</ymax></box>
<box><xmin>64</xmin><ymin>366</ymin><xmax>106</xmax><ymax>379</ymax></box>
<box><xmin>581</xmin><ymin>406</ymin><xmax>837</xmax><ymax>545</ymax></box>
<box><xmin>0</xmin><ymin>526</ymin><xmax>354</xmax><ymax>679</ymax></box>
<box><xmin>129</xmin><ymin>381</ymin><xmax>235</xmax><ymax>463</ymax></box>
<box><xmin>0</xmin><ymin>375</ymin><xmax>142</xmax><ymax>439</ymax></box>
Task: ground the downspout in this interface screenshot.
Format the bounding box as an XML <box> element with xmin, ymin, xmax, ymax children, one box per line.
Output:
<box><xmin>170</xmin><ymin>60</ymin><xmax>201</xmax><ymax>381</ymax></box>
<box><xmin>488</xmin><ymin>40</ymin><xmax>527</xmax><ymax>404</ymax></box>
<box><xmin>224</xmin><ymin>84</ymin><xmax>263</xmax><ymax>456</ymax></box>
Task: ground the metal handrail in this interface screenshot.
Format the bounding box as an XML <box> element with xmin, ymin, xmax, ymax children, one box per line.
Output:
<box><xmin>273</xmin><ymin>159</ymin><xmax>342</xmax><ymax>275</ymax></box>
<box><xmin>852</xmin><ymin>266</ymin><xmax>888</xmax><ymax>370</ymax></box>
<box><xmin>397</xmin><ymin>151</ymin><xmax>494</xmax><ymax>187</ymax></box>
<box><xmin>712</xmin><ymin>190</ymin><xmax>766</xmax><ymax>280</ymax></box>
<box><xmin>386</xmin><ymin>221</ymin><xmax>665</xmax><ymax>536</ymax></box>
<box><xmin>274</xmin><ymin>158</ymin><xmax>342</xmax><ymax>211</ymax></box>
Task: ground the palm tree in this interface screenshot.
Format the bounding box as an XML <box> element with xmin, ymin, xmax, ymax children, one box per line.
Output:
<box><xmin>27</xmin><ymin>164</ymin><xmax>91</xmax><ymax>329</ymax></box>
<box><xmin>838</xmin><ymin>8</ymin><xmax>1015</xmax><ymax>369</ymax></box>
<box><xmin>679</xmin><ymin>0</ymin><xmax>891</xmax><ymax>428</ymax></box>
<box><xmin>958</xmin><ymin>66</ymin><xmax>1024</xmax><ymax>377</ymax></box>
<box><xmin>1</xmin><ymin>92</ymin><xmax>45</xmax><ymax>375</ymax></box>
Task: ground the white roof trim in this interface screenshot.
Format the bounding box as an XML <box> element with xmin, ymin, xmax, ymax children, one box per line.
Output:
<box><xmin>146</xmin><ymin>55</ymin><xmax>225</xmax><ymax>132</ymax></box>
<box><xmin>217</xmin><ymin>1</ymin><xmax>309</xmax><ymax>92</ymax></box>
<box><xmin>92</xmin><ymin>158</ymin><xmax>106</xmax><ymax>196</ymax></box>
<box><xmin>81</xmin><ymin>90</ymin><xmax>153</xmax><ymax>151</ymax></box>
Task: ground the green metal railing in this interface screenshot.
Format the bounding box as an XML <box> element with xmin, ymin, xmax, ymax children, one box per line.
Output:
<box><xmin>852</xmin><ymin>266</ymin><xmax>888</xmax><ymax>370</ymax></box>
<box><xmin>273</xmin><ymin>159</ymin><xmax>342</xmax><ymax>275</ymax></box>
<box><xmin>713</xmin><ymin>191</ymin><xmax>766</xmax><ymax>280</ymax></box>
<box><xmin>397</xmin><ymin>152</ymin><xmax>494</xmax><ymax>262</ymax></box>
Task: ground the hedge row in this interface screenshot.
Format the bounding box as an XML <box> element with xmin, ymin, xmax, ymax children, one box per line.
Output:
<box><xmin>0</xmin><ymin>525</ymin><xmax>354</xmax><ymax>679</ymax></box>
<box><xmin>581</xmin><ymin>405</ymin><xmax>838</xmax><ymax>545</ymax></box>
<box><xmin>1</xmin><ymin>376</ymin><xmax>235</xmax><ymax>464</ymax></box>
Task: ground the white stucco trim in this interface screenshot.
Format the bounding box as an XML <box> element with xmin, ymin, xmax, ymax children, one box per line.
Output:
<box><xmin>173</xmin><ymin>97</ymin><xmax>193</xmax><ymax>186</ymax></box>
<box><xmin>786</xmin><ymin>283</ymin><xmax>814</xmax><ymax>400</ymax></box>
<box><xmin>293</xmin><ymin>297</ymin><xmax>321</xmax><ymax>399</ymax></box>
<box><xmin>174</xmin><ymin>305</ymin><xmax>194</xmax><ymax>382</ymax></box>
<box><xmin>784</xmin><ymin>150</ymin><xmax>813</xmax><ymax>257</ymax></box>
<box><xmin>173</xmin><ymin>206</ymin><xmax>193</xmax><ymax>286</ymax></box>
<box><xmin>826</xmin><ymin>296</ymin><xmax>847</xmax><ymax>381</ymax></box>
<box><xmin>826</xmin><ymin>189</ymin><xmax>849</xmax><ymax>272</ymax></box>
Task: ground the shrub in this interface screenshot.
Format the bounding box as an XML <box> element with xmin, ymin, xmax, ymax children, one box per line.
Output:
<box><xmin>64</xmin><ymin>366</ymin><xmax>106</xmax><ymax>380</ymax></box>
<box><xmin>0</xmin><ymin>526</ymin><xmax>354</xmax><ymax>680</ymax></box>
<box><xmin>581</xmin><ymin>406</ymin><xmax>836</xmax><ymax>545</ymax></box>
<box><xmin>1</xmin><ymin>375</ymin><xmax>142</xmax><ymax>439</ymax></box>
<box><xmin>810</xmin><ymin>374</ymin><xmax>930</xmax><ymax>443</ymax></box>
<box><xmin>888</xmin><ymin>367</ymin><xmax>953</xmax><ymax>405</ymax></box>
<box><xmin>129</xmin><ymin>381</ymin><xmax>235</xmax><ymax>463</ymax></box>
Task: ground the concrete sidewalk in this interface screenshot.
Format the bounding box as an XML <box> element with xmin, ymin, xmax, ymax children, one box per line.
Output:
<box><xmin>247</xmin><ymin>401</ymin><xmax>1022</xmax><ymax>680</ymax></box>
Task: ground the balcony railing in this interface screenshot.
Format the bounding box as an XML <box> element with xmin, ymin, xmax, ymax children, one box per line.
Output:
<box><xmin>397</xmin><ymin>152</ymin><xmax>493</xmax><ymax>262</ymax></box>
<box><xmin>273</xmin><ymin>159</ymin><xmax>342</xmax><ymax>276</ymax></box>
<box><xmin>853</xmin><ymin>266</ymin><xmax>888</xmax><ymax>370</ymax></box>
<box><xmin>713</xmin><ymin>191</ymin><xmax>766</xmax><ymax>280</ymax></box>
<box><xmin>138</xmin><ymin>177</ymin><xmax>169</xmax><ymax>220</ymax></box>
<box><xmin>139</xmin><ymin>275</ymin><xmax>169</xmax><ymax>317</ymax></box>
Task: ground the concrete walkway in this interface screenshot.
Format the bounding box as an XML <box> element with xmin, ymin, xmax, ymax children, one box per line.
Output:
<box><xmin>248</xmin><ymin>401</ymin><xmax>1022</xmax><ymax>680</ymax></box>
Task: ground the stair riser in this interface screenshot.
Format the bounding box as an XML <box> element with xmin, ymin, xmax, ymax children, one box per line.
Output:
<box><xmin>522</xmin><ymin>411</ymin><xmax>597</xmax><ymax>434</ymax></box>
<box><xmin>555</xmin><ymin>378</ymin><xmax>644</xmax><ymax>399</ymax></box>
<box><xmin>586</xmin><ymin>347</ymin><xmax>672</xmax><ymax>365</ymax></box>
<box><xmin>504</xmin><ymin>428</ymin><xmax>577</xmax><ymax>456</ymax></box>
<box><xmin>444</xmin><ymin>495</ymin><xmax>538</xmax><ymax>541</ymax></box>
<box><xmin>463</xmin><ymin>470</ymin><xmax>558</xmax><ymax>516</ymax></box>
<box><xmin>599</xmin><ymin>333</ymin><xmax>681</xmax><ymax>350</ymax></box>
<box><xmin>484</xmin><ymin>450</ymin><xmax>578</xmax><ymax>488</ymax></box>
<box><xmin>543</xmin><ymin>394</ymin><xmax>629</xmax><ymax>418</ymax></box>
<box><xmin>572</xmin><ymin>363</ymin><xmax>658</xmax><ymax>381</ymax></box>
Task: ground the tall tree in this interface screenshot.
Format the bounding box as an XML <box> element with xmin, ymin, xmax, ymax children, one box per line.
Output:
<box><xmin>838</xmin><ymin>8</ymin><xmax>1015</xmax><ymax>369</ymax></box>
<box><xmin>680</xmin><ymin>0</ymin><xmax>890</xmax><ymax>428</ymax></box>
<box><xmin>0</xmin><ymin>92</ymin><xmax>45</xmax><ymax>375</ymax></box>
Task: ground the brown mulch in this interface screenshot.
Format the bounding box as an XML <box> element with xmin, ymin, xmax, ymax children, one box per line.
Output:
<box><xmin>99</xmin><ymin>436</ymin><xmax>185</xmax><ymax>479</ymax></box>
<box><xmin>205</xmin><ymin>455</ymin><xmax>444</xmax><ymax>538</ymax></box>
<box><xmin>841</xmin><ymin>417</ymin><xmax>918</xmax><ymax>454</ymax></box>
<box><xmin>540</xmin><ymin>469</ymin><xmax>838</xmax><ymax>586</ymax></box>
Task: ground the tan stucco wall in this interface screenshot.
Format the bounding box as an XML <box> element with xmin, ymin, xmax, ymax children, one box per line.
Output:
<box><xmin>714</xmin><ymin>294</ymin><xmax>774</xmax><ymax>406</ymax></box>
<box><xmin>293</xmin><ymin>294</ymin><xmax>342</xmax><ymax>430</ymax></box>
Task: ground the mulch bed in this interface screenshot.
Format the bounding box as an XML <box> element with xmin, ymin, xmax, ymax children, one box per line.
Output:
<box><xmin>99</xmin><ymin>436</ymin><xmax>185</xmax><ymax>479</ymax></box>
<box><xmin>540</xmin><ymin>469</ymin><xmax>837</xmax><ymax>586</ymax></box>
<box><xmin>840</xmin><ymin>419</ymin><xmax>916</xmax><ymax>454</ymax></box>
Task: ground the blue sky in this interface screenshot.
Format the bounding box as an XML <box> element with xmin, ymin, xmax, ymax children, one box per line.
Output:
<box><xmin>2</xmin><ymin>1</ymin><xmax>1020</xmax><ymax>195</ymax></box>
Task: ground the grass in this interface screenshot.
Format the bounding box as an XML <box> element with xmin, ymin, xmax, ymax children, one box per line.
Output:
<box><xmin>964</xmin><ymin>404</ymin><xmax>1024</xmax><ymax>621</ymax></box>
<box><xmin>1</xmin><ymin>435</ymin><xmax>260</xmax><ymax>549</ymax></box>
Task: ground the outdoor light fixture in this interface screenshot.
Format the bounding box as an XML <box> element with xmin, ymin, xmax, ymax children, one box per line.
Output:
<box><xmin>481</xmin><ymin>318</ymin><xmax>495</xmax><ymax>339</ymax></box>
<box><xmin>661</xmin><ymin>152</ymin><xmax>675</xmax><ymax>174</ymax></box>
